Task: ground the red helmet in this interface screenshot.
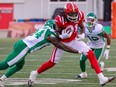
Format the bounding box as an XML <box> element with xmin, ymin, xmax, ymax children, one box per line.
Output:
<box><xmin>64</xmin><ymin>2</ymin><xmax>79</xmax><ymax>22</ymax></box>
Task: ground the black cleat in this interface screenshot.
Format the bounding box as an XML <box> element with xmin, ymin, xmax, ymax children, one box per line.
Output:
<box><xmin>74</xmin><ymin>75</ymin><xmax>81</xmax><ymax>79</ymax></box>
<box><xmin>28</xmin><ymin>79</ymin><xmax>33</xmax><ymax>87</ymax></box>
<box><xmin>101</xmin><ymin>77</ymin><xmax>115</xmax><ymax>86</ymax></box>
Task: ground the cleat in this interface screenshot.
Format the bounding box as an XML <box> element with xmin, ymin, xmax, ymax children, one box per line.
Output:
<box><xmin>101</xmin><ymin>77</ymin><xmax>115</xmax><ymax>86</ymax></box>
<box><xmin>28</xmin><ymin>70</ymin><xmax>38</xmax><ymax>87</ymax></box>
<box><xmin>75</xmin><ymin>72</ymin><xmax>87</xmax><ymax>79</ymax></box>
<box><xmin>0</xmin><ymin>79</ymin><xmax>4</xmax><ymax>87</ymax></box>
<box><xmin>28</xmin><ymin>79</ymin><xmax>33</xmax><ymax>87</ymax></box>
<box><xmin>75</xmin><ymin>75</ymin><xmax>81</xmax><ymax>79</ymax></box>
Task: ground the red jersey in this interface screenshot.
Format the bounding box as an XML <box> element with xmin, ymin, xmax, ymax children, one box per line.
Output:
<box><xmin>55</xmin><ymin>11</ymin><xmax>84</xmax><ymax>42</ymax></box>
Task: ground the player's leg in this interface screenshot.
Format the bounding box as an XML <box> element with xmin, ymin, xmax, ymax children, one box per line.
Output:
<box><xmin>0</xmin><ymin>62</ymin><xmax>9</xmax><ymax>70</ymax></box>
<box><xmin>74</xmin><ymin>39</ymin><xmax>115</xmax><ymax>86</ymax></box>
<box><xmin>6</xmin><ymin>59</ymin><xmax>25</xmax><ymax>77</ymax></box>
<box><xmin>0</xmin><ymin>40</ymin><xmax>29</xmax><ymax>86</ymax></box>
<box><xmin>75</xmin><ymin>48</ymin><xmax>103</xmax><ymax>79</ymax></box>
<box><xmin>93</xmin><ymin>48</ymin><xmax>104</xmax><ymax>71</ymax></box>
<box><xmin>80</xmin><ymin>55</ymin><xmax>88</xmax><ymax>72</ymax></box>
<box><xmin>28</xmin><ymin>47</ymin><xmax>64</xmax><ymax>85</ymax></box>
<box><xmin>75</xmin><ymin>54</ymin><xmax>88</xmax><ymax>79</ymax></box>
<box><xmin>0</xmin><ymin>61</ymin><xmax>9</xmax><ymax>87</ymax></box>
<box><xmin>93</xmin><ymin>48</ymin><xmax>103</xmax><ymax>61</ymax></box>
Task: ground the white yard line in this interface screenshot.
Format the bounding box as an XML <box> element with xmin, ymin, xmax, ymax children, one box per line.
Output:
<box><xmin>4</xmin><ymin>78</ymin><xmax>82</xmax><ymax>85</ymax></box>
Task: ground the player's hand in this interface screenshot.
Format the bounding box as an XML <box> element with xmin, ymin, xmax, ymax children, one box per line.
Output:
<box><xmin>59</xmin><ymin>29</ymin><xmax>72</xmax><ymax>39</ymax></box>
<box><xmin>104</xmin><ymin>49</ymin><xmax>109</xmax><ymax>60</ymax></box>
<box><xmin>78</xmin><ymin>33</ymin><xmax>85</xmax><ymax>40</ymax></box>
<box><xmin>78</xmin><ymin>50</ymin><xmax>82</xmax><ymax>54</ymax></box>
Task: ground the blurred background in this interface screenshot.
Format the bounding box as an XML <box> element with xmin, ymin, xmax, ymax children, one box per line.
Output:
<box><xmin>0</xmin><ymin>0</ymin><xmax>116</xmax><ymax>38</ymax></box>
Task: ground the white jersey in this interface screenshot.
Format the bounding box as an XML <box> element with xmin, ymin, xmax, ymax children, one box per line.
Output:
<box><xmin>23</xmin><ymin>26</ymin><xmax>56</xmax><ymax>52</ymax></box>
<box><xmin>84</xmin><ymin>23</ymin><xmax>105</xmax><ymax>48</ymax></box>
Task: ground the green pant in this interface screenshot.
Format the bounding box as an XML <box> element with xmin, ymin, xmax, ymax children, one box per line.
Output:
<box><xmin>80</xmin><ymin>48</ymin><xmax>103</xmax><ymax>72</ymax></box>
<box><xmin>0</xmin><ymin>40</ymin><xmax>29</xmax><ymax>77</ymax></box>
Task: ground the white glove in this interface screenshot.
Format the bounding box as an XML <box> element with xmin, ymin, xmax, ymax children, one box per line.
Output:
<box><xmin>104</xmin><ymin>49</ymin><xmax>109</xmax><ymax>60</ymax></box>
<box><xmin>59</xmin><ymin>29</ymin><xmax>72</xmax><ymax>39</ymax></box>
<box><xmin>78</xmin><ymin>33</ymin><xmax>85</xmax><ymax>40</ymax></box>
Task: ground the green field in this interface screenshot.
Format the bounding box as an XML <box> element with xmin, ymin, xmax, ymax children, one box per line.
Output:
<box><xmin>0</xmin><ymin>38</ymin><xmax>116</xmax><ymax>87</ymax></box>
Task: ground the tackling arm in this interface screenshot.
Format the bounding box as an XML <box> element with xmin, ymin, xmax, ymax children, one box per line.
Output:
<box><xmin>47</xmin><ymin>35</ymin><xmax>80</xmax><ymax>54</ymax></box>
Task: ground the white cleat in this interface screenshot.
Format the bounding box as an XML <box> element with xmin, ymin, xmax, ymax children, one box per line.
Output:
<box><xmin>28</xmin><ymin>70</ymin><xmax>38</xmax><ymax>87</ymax></box>
<box><xmin>75</xmin><ymin>72</ymin><xmax>87</xmax><ymax>79</ymax></box>
<box><xmin>0</xmin><ymin>79</ymin><xmax>4</xmax><ymax>87</ymax></box>
<box><xmin>100</xmin><ymin>61</ymin><xmax>104</xmax><ymax>72</ymax></box>
<box><xmin>100</xmin><ymin>77</ymin><xmax>115</xmax><ymax>86</ymax></box>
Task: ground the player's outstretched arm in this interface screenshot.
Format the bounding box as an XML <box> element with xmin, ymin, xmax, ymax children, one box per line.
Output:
<box><xmin>47</xmin><ymin>35</ymin><xmax>80</xmax><ymax>54</ymax></box>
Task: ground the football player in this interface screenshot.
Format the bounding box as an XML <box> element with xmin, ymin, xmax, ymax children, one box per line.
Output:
<box><xmin>0</xmin><ymin>20</ymin><xmax>80</xmax><ymax>87</ymax></box>
<box><xmin>28</xmin><ymin>2</ymin><xmax>115</xmax><ymax>87</ymax></box>
<box><xmin>75</xmin><ymin>12</ymin><xmax>111</xmax><ymax>79</ymax></box>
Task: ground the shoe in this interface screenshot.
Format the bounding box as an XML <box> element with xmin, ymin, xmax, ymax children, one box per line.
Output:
<box><xmin>75</xmin><ymin>72</ymin><xmax>87</xmax><ymax>79</ymax></box>
<box><xmin>28</xmin><ymin>70</ymin><xmax>38</xmax><ymax>87</ymax></box>
<box><xmin>100</xmin><ymin>77</ymin><xmax>115</xmax><ymax>86</ymax></box>
<box><xmin>28</xmin><ymin>79</ymin><xmax>33</xmax><ymax>87</ymax></box>
<box><xmin>100</xmin><ymin>62</ymin><xmax>104</xmax><ymax>72</ymax></box>
<box><xmin>0</xmin><ymin>79</ymin><xmax>4</xmax><ymax>87</ymax></box>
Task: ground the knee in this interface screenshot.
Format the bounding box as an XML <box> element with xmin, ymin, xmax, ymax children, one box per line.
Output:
<box><xmin>80</xmin><ymin>59</ymin><xmax>85</xmax><ymax>63</ymax></box>
<box><xmin>16</xmin><ymin>61</ymin><xmax>25</xmax><ymax>69</ymax></box>
<box><xmin>80</xmin><ymin>55</ymin><xmax>87</xmax><ymax>63</ymax></box>
<box><xmin>0</xmin><ymin>61</ymin><xmax>9</xmax><ymax>70</ymax></box>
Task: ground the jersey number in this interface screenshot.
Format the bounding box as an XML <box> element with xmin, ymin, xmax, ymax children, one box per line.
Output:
<box><xmin>87</xmin><ymin>36</ymin><xmax>99</xmax><ymax>41</ymax></box>
<box><xmin>33</xmin><ymin>29</ymin><xmax>44</xmax><ymax>39</ymax></box>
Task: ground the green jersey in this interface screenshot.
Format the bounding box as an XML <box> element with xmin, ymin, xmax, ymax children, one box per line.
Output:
<box><xmin>23</xmin><ymin>26</ymin><xmax>56</xmax><ymax>52</ymax></box>
<box><xmin>84</xmin><ymin>23</ymin><xmax>105</xmax><ymax>48</ymax></box>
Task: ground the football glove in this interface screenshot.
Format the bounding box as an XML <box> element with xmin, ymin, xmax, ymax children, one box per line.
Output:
<box><xmin>59</xmin><ymin>29</ymin><xmax>72</xmax><ymax>39</ymax></box>
<box><xmin>104</xmin><ymin>49</ymin><xmax>109</xmax><ymax>60</ymax></box>
<box><xmin>78</xmin><ymin>33</ymin><xmax>85</xmax><ymax>40</ymax></box>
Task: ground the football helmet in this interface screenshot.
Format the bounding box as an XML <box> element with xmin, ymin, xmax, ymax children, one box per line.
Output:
<box><xmin>64</xmin><ymin>2</ymin><xmax>79</xmax><ymax>22</ymax></box>
<box><xmin>86</xmin><ymin>12</ymin><xmax>97</xmax><ymax>28</ymax></box>
<box><xmin>44</xmin><ymin>20</ymin><xmax>56</xmax><ymax>29</ymax></box>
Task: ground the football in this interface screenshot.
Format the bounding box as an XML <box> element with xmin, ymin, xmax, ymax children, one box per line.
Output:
<box><xmin>64</xmin><ymin>26</ymin><xmax>74</xmax><ymax>34</ymax></box>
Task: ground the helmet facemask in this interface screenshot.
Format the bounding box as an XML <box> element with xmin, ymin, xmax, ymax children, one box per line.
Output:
<box><xmin>66</xmin><ymin>12</ymin><xmax>78</xmax><ymax>22</ymax></box>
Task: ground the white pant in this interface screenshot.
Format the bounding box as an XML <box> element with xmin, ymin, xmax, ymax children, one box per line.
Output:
<box><xmin>50</xmin><ymin>38</ymin><xmax>90</xmax><ymax>63</ymax></box>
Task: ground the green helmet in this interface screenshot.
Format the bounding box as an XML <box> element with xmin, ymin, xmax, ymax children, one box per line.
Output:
<box><xmin>44</xmin><ymin>20</ymin><xmax>56</xmax><ymax>29</ymax></box>
<box><xmin>86</xmin><ymin>12</ymin><xmax>97</xmax><ymax>28</ymax></box>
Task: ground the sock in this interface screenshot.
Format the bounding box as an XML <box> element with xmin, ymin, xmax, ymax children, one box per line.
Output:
<box><xmin>97</xmin><ymin>73</ymin><xmax>105</xmax><ymax>80</ymax></box>
<box><xmin>86</xmin><ymin>50</ymin><xmax>101</xmax><ymax>74</ymax></box>
<box><xmin>37</xmin><ymin>60</ymin><xmax>56</xmax><ymax>74</ymax></box>
<box><xmin>0</xmin><ymin>75</ymin><xmax>7</xmax><ymax>81</ymax></box>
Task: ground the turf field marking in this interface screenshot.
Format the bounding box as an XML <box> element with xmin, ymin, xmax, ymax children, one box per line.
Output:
<box><xmin>4</xmin><ymin>78</ymin><xmax>82</xmax><ymax>85</ymax></box>
<box><xmin>105</xmin><ymin>67</ymin><xmax>116</xmax><ymax>71</ymax></box>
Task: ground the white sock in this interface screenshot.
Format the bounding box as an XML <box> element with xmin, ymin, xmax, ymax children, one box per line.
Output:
<box><xmin>0</xmin><ymin>75</ymin><xmax>7</xmax><ymax>81</ymax></box>
<box><xmin>97</xmin><ymin>73</ymin><xmax>105</xmax><ymax>80</ymax></box>
<box><xmin>35</xmin><ymin>70</ymin><xmax>39</xmax><ymax>75</ymax></box>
